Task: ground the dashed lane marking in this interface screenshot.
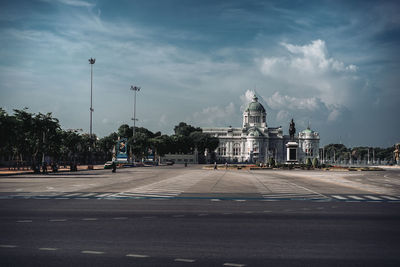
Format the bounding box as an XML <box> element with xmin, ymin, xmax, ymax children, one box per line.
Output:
<box><xmin>0</xmin><ymin>245</ymin><xmax>17</xmax><ymax>248</ymax></box>
<box><xmin>174</xmin><ymin>258</ymin><xmax>196</xmax><ymax>263</ymax></box>
<box><xmin>81</xmin><ymin>250</ymin><xmax>104</xmax><ymax>254</ymax></box>
<box><xmin>234</xmin><ymin>200</ymin><xmax>246</xmax><ymax>202</ymax></box>
<box><xmin>17</xmin><ymin>220</ymin><xmax>32</xmax><ymax>223</ymax></box>
<box><xmin>172</xmin><ymin>215</ymin><xmax>185</xmax><ymax>218</ymax></box>
<box><xmin>112</xmin><ymin>217</ymin><xmax>128</xmax><ymax>220</ymax></box>
<box><xmin>223</xmin><ymin>263</ymin><xmax>246</xmax><ymax>267</ymax></box>
<box><xmin>82</xmin><ymin>218</ymin><xmax>98</xmax><ymax>221</ymax></box>
<box><xmin>39</xmin><ymin>247</ymin><xmax>58</xmax><ymax>251</ymax></box>
<box><xmin>49</xmin><ymin>219</ymin><xmax>67</xmax><ymax>222</ymax></box>
<box><xmin>211</xmin><ymin>199</ymin><xmax>221</xmax><ymax>201</ymax></box>
<box><xmin>126</xmin><ymin>254</ymin><xmax>150</xmax><ymax>258</ymax></box>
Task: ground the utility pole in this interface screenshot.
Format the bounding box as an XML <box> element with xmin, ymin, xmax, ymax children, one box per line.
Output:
<box><xmin>88</xmin><ymin>58</ymin><xmax>95</xmax><ymax>167</ymax></box>
<box><xmin>130</xmin><ymin>85</ymin><xmax>141</xmax><ymax>163</ymax></box>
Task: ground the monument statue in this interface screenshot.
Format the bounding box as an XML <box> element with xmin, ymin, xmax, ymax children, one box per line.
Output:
<box><xmin>289</xmin><ymin>118</ymin><xmax>296</xmax><ymax>140</ymax></box>
<box><xmin>394</xmin><ymin>143</ymin><xmax>400</xmax><ymax>165</ymax></box>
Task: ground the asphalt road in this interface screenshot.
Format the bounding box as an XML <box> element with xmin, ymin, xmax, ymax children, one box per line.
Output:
<box><xmin>1</xmin><ymin>167</ymin><xmax>400</xmax><ymax>266</ymax></box>
<box><xmin>1</xmin><ymin>199</ymin><xmax>400</xmax><ymax>267</ymax></box>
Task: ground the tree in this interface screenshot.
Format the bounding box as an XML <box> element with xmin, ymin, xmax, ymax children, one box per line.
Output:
<box><xmin>312</xmin><ymin>158</ymin><xmax>319</xmax><ymax>168</ymax></box>
<box><xmin>174</xmin><ymin>122</ymin><xmax>201</xmax><ymax>136</ymax></box>
<box><xmin>98</xmin><ymin>132</ymin><xmax>118</xmax><ymax>161</ymax></box>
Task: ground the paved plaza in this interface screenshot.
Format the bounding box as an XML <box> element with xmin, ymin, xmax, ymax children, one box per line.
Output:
<box><xmin>1</xmin><ymin>166</ymin><xmax>399</xmax><ymax>202</ymax></box>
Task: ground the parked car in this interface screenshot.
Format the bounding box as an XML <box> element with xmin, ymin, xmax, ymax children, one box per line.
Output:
<box><xmin>104</xmin><ymin>161</ymin><xmax>113</xmax><ymax>169</ymax></box>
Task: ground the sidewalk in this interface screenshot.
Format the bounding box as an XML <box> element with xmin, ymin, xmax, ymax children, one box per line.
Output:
<box><xmin>0</xmin><ymin>165</ymin><xmax>104</xmax><ymax>176</ymax></box>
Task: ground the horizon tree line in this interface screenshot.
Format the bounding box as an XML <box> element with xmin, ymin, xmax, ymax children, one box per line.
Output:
<box><xmin>0</xmin><ymin>108</ymin><xmax>219</xmax><ymax>166</ymax></box>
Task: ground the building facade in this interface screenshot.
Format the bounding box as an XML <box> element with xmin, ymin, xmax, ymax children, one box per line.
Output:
<box><xmin>202</xmin><ymin>95</ymin><xmax>320</xmax><ymax>163</ymax></box>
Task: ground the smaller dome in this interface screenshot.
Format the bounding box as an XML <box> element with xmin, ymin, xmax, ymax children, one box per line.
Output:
<box><xmin>301</xmin><ymin>128</ymin><xmax>313</xmax><ymax>134</ymax></box>
<box><xmin>246</xmin><ymin>94</ymin><xmax>266</xmax><ymax>113</ymax></box>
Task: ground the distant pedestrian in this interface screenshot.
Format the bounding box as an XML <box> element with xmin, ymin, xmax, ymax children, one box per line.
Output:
<box><xmin>225</xmin><ymin>162</ymin><xmax>228</xmax><ymax>169</ymax></box>
<box><xmin>214</xmin><ymin>162</ymin><xmax>217</xmax><ymax>170</ymax></box>
<box><xmin>111</xmin><ymin>161</ymin><xmax>116</xmax><ymax>173</ymax></box>
<box><xmin>42</xmin><ymin>162</ymin><xmax>48</xmax><ymax>174</ymax></box>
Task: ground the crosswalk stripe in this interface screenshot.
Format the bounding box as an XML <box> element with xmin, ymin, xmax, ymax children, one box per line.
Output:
<box><xmin>381</xmin><ymin>196</ymin><xmax>399</xmax><ymax>200</ymax></box>
<box><xmin>331</xmin><ymin>195</ymin><xmax>347</xmax><ymax>200</ymax></box>
<box><xmin>348</xmin><ymin>195</ymin><xmax>364</xmax><ymax>200</ymax></box>
<box><xmin>364</xmin><ymin>195</ymin><xmax>381</xmax><ymax>200</ymax></box>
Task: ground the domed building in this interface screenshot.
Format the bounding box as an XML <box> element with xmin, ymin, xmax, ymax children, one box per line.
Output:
<box><xmin>202</xmin><ymin>94</ymin><xmax>320</xmax><ymax>163</ymax></box>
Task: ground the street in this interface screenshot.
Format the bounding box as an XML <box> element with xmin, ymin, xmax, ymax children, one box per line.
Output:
<box><xmin>1</xmin><ymin>166</ymin><xmax>400</xmax><ymax>266</ymax></box>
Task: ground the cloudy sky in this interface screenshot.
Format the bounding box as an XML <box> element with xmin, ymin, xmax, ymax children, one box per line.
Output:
<box><xmin>0</xmin><ymin>0</ymin><xmax>399</xmax><ymax>147</ymax></box>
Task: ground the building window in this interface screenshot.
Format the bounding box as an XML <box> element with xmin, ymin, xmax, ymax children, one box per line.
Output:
<box><xmin>218</xmin><ymin>143</ymin><xmax>226</xmax><ymax>156</ymax></box>
<box><xmin>233</xmin><ymin>143</ymin><xmax>241</xmax><ymax>156</ymax></box>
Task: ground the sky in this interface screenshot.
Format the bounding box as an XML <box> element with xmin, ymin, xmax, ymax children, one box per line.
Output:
<box><xmin>0</xmin><ymin>0</ymin><xmax>399</xmax><ymax>147</ymax></box>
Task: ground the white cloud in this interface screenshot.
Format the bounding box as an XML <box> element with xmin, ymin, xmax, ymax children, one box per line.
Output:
<box><xmin>43</xmin><ymin>0</ymin><xmax>95</xmax><ymax>8</ymax></box>
<box><xmin>240</xmin><ymin>89</ymin><xmax>255</xmax><ymax>111</ymax></box>
<box><xmin>259</xmin><ymin>39</ymin><xmax>362</xmax><ymax>107</ymax></box>
<box><xmin>192</xmin><ymin>102</ymin><xmax>236</xmax><ymax>126</ymax></box>
<box><xmin>266</xmin><ymin>92</ymin><xmax>323</xmax><ymax>111</ymax></box>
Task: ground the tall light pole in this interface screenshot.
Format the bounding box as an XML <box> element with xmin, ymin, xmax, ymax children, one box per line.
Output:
<box><xmin>88</xmin><ymin>58</ymin><xmax>96</xmax><ymax>139</ymax></box>
<box><xmin>88</xmin><ymin>58</ymin><xmax>95</xmax><ymax>167</ymax></box>
<box><xmin>130</xmin><ymin>85</ymin><xmax>141</xmax><ymax>163</ymax></box>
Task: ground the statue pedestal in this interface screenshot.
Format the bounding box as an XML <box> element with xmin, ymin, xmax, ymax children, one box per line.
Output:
<box><xmin>286</xmin><ymin>142</ymin><xmax>298</xmax><ymax>163</ymax></box>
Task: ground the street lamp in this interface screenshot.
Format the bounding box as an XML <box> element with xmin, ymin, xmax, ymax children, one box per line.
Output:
<box><xmin>130</xmin><ymin>85</ymin><xmax>141</xmax><ymax>163</ymax></box>
<box><xmin>88</xmin><ymin>58</ymin><xmax>96</xmax><ymax>139</ymax></box>
<box><xmin>88</xmin><ymin>58</ymin><xmax>95</xmax><ymax>167</ymax></box>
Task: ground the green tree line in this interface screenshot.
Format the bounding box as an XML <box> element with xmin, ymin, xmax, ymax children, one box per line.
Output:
<box><xmin>0</xmin><ymin>108</ymin><xmax>219</xmax><ymax>166</ymax></box>
<box><xmin>323</xmin><ymin>143</ymin><xmax>395</xmax><ymax>162</ymax></box>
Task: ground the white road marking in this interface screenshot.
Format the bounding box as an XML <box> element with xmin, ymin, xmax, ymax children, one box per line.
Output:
<box><xmin>81</xmin><ymin>250</ymin><xmax>104</xmax><ymax>254</ymax></box>
<box><xmin>234</xmin><ymin>199</ymin><xmax>246</xmax><ymax>202</ymax></box>
<box><xmin>348</xmin><ymin>195</ymin><xmax>365</xmax><ymax>200</ymax></box>
<box><xmin>173</xmin><ymin>215</ymin><xmax>185</xmax><ymax>218</ymax></box>
<box><xmin>174</xmin><ymin>258</ymin><xmax>195</xmax><ymax>263</ymax></box>
<box><xmin>112</xmin><ymin>217</ymin><xmax>128</xmax><ymax>220</ymax></box>
<box><xmin>381</xmin><ymin>196</ymin><xmax>398</xmax><ymax>200</ymax></box>
<box><xmin>49</xmin><ymin>219</ymin><xmax>67</xmax><ymax>222</ymax></box>
<box><xmin>0</xmin><ymin>245</ymin><xmax>17</xmax><ymax>248</ymax></box>
<box><xmin>17</xmin><ymin>220</ymin><xmax>32</xmax><ymax>223</ymax></box>
<box><xmin>211</xmin><ymin>199</ymin><xmax>221</xmax><ymax>201</ymax></box>
<box><xmin>55</xmin><ymin>198</ymin><xmax>69</xmax><ymax>200</ymax></box>
<box><xmin>331</xmin><ymin>195</ymin><xmax>347</xmax><ymax>200</ymax></box>
<box><xmin>82</xmin><ymin>218</ymin><xmax>98</xmax><ymax>221</ymax></box>
<box><xmin>223</xmin><ymin>263</ymin><xmax>246</xmax><ymax>267</ymax></box>
<box><xmin>126</xmin><ymin>254</ymin><xmax>149</xmax><ymax>258</ymax></box>
<box><xmin>64</xmin><ymin>193</ymin><xmax>82</xmax><ymax>197</ymax></box>
<box><xmin>96</xmin><ymin>193</ymin><xmax>112</xmax><ymax>198</ymax></box>
<box><xmin>364</xmin><ymin>195</ymin><xmax>381</xmax><ymax>200</ymax></box>
<box><xmin>15</xmin><ymin>189</ymin><xmax>23</xmax><ymax>192</ymax></box>
<box><xmin>39</xmin><ymin>247</ymin><xmax>58</xmax><ymax>251</ymax></box>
